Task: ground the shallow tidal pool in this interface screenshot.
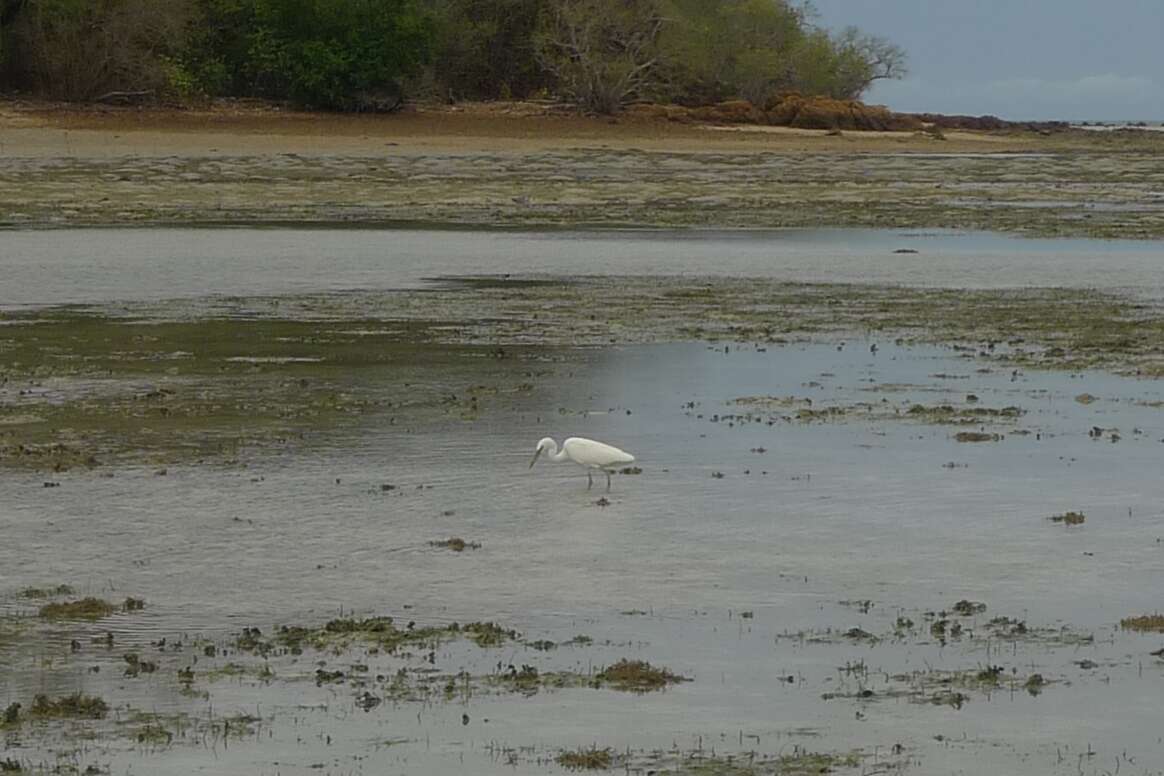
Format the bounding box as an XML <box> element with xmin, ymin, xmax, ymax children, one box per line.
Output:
<box><xmin>3</xmin><ymin>340</ymin><xmax>1164</xmax><ymax>775</ymax></box>
<box><xmin>2</xmin><ymin>228</ymin><xmax>1164</xmax><ymax>776</ymax></box>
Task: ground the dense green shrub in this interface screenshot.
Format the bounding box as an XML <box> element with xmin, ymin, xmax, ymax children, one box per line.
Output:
<box><xmin>175</xmin><ymin>0</ymin><xmax>258</xmax><ymax>98</ymax></box>
<box><xmin>244</xmin><ymin>0</ymin><xmax>432</xmax><ymax>109</ymax></box>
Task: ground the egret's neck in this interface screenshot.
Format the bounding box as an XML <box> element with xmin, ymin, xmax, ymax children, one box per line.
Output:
<box><xmin>545</xmin><ymin>442</ymin><xmax>569</xmax><ymax>462</ymax></box>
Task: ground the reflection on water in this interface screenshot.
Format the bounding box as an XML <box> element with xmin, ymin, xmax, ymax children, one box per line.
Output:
<box><xmin>3</xmin><ymin>226</ymin><xmax>1164</xmax><ymax>309</ymax></box>
<box><xmin>3</xmin><ymin>341</ymin><xmax>1164</xmax><ymax>774</ymax></box>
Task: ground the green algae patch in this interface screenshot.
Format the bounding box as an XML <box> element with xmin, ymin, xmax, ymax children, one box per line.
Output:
<box><xmin>464</xmin><ymin>621</ymin><xmax>518</xmax><ymax>647</ymax></box>
<box><xmin>389</xmin><ymin>276</ymin><xmax>1164</xmax><ymax>375</ymax></box>
<box><xmin>0</xmin><ymin>313</ymin><xmax>386</xmax><ymax>472</ymax></box>
<box><xmin>0</xmin><ymin>307</ymin><xmax>550</xmax><ymax>471</ymax></box>
<box><xmin>907</xmin><ymin>404</ymin><xmax>1023</xmax><ymax>424</ymax></box>
<box><xmin>906</xmin><ymin>665</ymin><xmax>1055</xmax><ymax>699</ymax></box>
<box><xmin>1050</xmin><ymin>511</ymin><xmax>1086</xmax><ymax>526</ymax></box>
<box><xmin>594</xmin><ymin>659</ymin><xmax>688</xmax><ymax>692</ymax></box>
<box><xmin>480</xmin><ymin>659</ymin><xmax>688</xmax><ymax>696</ymax></box>
<box><xmin>2</xmin><ymin>702</ymin><xmax>21</xmax><ymax>730</ymax></box>
<box><xmin>485</xmin><ymin>664</ymin><xmax>592</xmax><ymax>696</ymax></box>
<box><xmin>38</xmin><ymin>597</ymin><xmax>115</xmax><ymax>621</ymax></box>
<box><xmin>954</xmin><ymin>431</ymin><xmax>1000</xmax><ymax>443</ymax></box>
<box><xmin>823</xmin><ymin>664</ymin><xmax>1054</xmax><ymax>706</ymax></box>
<box><xmin>1120</xmin><ymin>614</ymin><xmax>1164</xmax><ymax>632</ymax></box>
<box><xmin>782</xmin><ymin>607</ymin><xmax>1093</xmax><ymax>649</ymax></box>
<box><xmin>234</xmin><ymin>616</ymin><xmax>519</xmax><ymax>657</ymax></box>
<box><xmin>17</xmin><ymin>585</ymin><xmax>75</xmax><ymax>599</ymax></box>
<box><xmin>28</xmin><ymin>693</ymin><xmax>109</xmax><ymax>721</ymax></box>
<box><xmin>644</xmin><ymin>750</ymin><xmax>863</xmax><ymax>776</ymax></box>
<box><xmin>430</xmin><ymin>537</ymin><xmax>481</xmax><ymax>552</ymax></box>
<box><xmin>4</xmin><ymin>276</ymin><xmax>1164</xmax><ymax>475</ymax></box>
<box><xmin>135</xmin><ymin>722</ymin><xmax>175</xmax><ymax>746</ymax></box>
<box><xmin>557</xmin><ymin>747</ymin><xmax>614</xmax><ymax>770</ymax></box>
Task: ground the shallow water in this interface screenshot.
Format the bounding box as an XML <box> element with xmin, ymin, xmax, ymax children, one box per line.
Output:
<box><xmin>4</xmin><ymin>226</ymin><xmax>1164</xmax><ymax>309</ymax></box>
<box><xmin>3</xmin><ymin>339</ymin><xmax>1164</xmax><ymax>775</ymax></box>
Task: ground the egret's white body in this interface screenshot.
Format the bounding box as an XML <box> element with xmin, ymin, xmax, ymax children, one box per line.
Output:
<box><xmin>529</xmin><ymin>436</ymin><xmax>635</xmax><ymax>491</ymax></box>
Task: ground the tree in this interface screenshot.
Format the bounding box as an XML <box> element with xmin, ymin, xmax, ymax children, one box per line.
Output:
<box><xmin>175</xmin><ymin>0</ymin><xmax>260</xmax><ymax>98</ymax></box>
<box><xmin>534</xmin><ymin>0</ymin><xmax>664</xmax><ymax>114</ymax></box>
<box><xmin>245</xmin><ymin>0</ymin><xmax>432</xmax><ymax>109</ymax></box>
<box><xmin>656</xmin><ymin>0</ymin><xmax>807</xmax><ymax>105</ymax></box>
<box><xmin>2</xmin><ymin>0</ymin><xmax>194</xmax><ymax>100</ymax></box>
<box><xmin>831</xmin><ymin>26</ymin><xmax>906</xmax><ymax>98</ymax></box>
<box><xmin>426</xmin><ymin>0</ymin><xmax>549</xmax><ymax>100</ymax></box>
<box><xmin>655</xmin><ymin>1</ymin><xmax>905</xmax><ymax>106</ymax></box>
<box><xmin>2</xmin><ymin>0</ymin><xmax>906</xmax><ymax>109</ymax></box>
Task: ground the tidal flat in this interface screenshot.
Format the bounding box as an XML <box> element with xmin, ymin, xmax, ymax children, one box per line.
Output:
<box><xmin>4</xmin><ymin>147</ymin><xmax>1164</xmax><ymax>238</ymax></box>
<box><xmin>3</xmin><ymin>223</ymin><xmax>1164</xmax><ymax>775</ymax></box>
<box><xmin>3</xmin><ymin>234</ymin><xmax>1164</xmax><ymax>774</ymax></box>
<box><xmin>4</xmin><ymin>268</ymin><xmax>1164</xmax><ymax>472</ymax></box>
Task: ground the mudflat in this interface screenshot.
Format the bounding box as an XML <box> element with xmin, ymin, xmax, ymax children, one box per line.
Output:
<box><xmin>3</xmin><ymin>99</ymin><xmax>1164</xmax><ymax>237</ymax></box>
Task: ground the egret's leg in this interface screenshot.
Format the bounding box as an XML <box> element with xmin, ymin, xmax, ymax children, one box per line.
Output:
<box><xmin>605</xmin><ymin>470</ymin><xmax>612</xmax><ymax>491</ymax></box>
<box><xmin>587</xmin><ymin>471</ymin><xmax>593</xmax><ymax>490</ymax></box>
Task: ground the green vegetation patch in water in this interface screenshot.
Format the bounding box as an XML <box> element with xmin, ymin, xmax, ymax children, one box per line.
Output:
<box><xmin>429</xmin><ymin>537</ymin><xmax>481</xmax><ymax>552</ymax></box>
<box><xmin>0</xmin><ymin>307</ymin><xmax>550</xmax><ymax>471</ymax></box>
<box><xmin>234</xmin><ymin>616</ymin><xmax>519</xmax><ymax>657</ymax></box>
<box><xmin>1120</xmin><ymin>614</ymin><xmax>1164</xmax><ymax>632</ymax></box>
<box><xmin>594</xmin><ymin>659</ymin><xmax>688</xmax><ymax>692</ymax></box>
<box><xmin>642</xmin><ymin>750</ymin><xmax>863</xmax><ymax>776</ymax></box>
<box><xmin>4</xmin><ymin>277</ymin><xmax>1163</xmax><ymax>475</ymax></box>
<box><xmin>27</xmin><ymin>693</ymin><xmax>109</xmax><ymax>721</ymax></box>
<box><xmin>17</xmin><ymin>584</ymin><xmax>75</xmax><ymax>599</ymax></box>
<box><xmin>557</xmin><ymin>747</ymin><xmax>614</xmax><ymax>770</ymax></box>
<box><xmin>1050</xmin><ymin>511</ymin><xmax>1087</xmax><ymax>525</ymax></box>
<box><xmin>37</xmin><ymin>597</ymin><xmax>115</xmax><ymax>620</ymax></box>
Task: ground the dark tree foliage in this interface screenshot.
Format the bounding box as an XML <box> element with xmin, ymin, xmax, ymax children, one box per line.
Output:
<box><xmin>245</xmin><ymin>0</ymin><xmax>432</xmax><ymax>109</ymax></box>
<box><xmin>1</xmin><ymin>0</ymin><xmax>193</xmax><ymax>100</ymax></box>
<box><xmin>426</xmin><ymin>0</ymin><xmax>550</xmax><ymax>100</ymax></box>
<box><xmin>0</xmin><ymin>0</ymin><xmax>905</xmax><ymax>112</ymax></box>
<box><xmin>0</xmin><ymin>0</ymin><xmax>26</xmax><ymax>26</ymax></box>
<box><xmin>177</xmin><ymin>0</ymin><xmax>258</xmax><ymax>98</ymax></box>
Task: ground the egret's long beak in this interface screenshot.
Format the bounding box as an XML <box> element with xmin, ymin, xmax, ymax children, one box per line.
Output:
<box><xmin>529</xmin><ymin>448</ymin><xmax>543</xmax><ymax>468</ymax></box>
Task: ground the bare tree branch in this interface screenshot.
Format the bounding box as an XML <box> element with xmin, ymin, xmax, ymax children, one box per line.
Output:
<box><xmin>535</xmin><ymin>0</ymin><xmax>665</xmax><ymax>113</ymax></box>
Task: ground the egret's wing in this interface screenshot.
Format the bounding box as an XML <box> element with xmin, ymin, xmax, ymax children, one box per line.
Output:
<box><xmin>563</xmin><ymin>437</ymin><xmax>635</xmax><ymax>466</ymax></box>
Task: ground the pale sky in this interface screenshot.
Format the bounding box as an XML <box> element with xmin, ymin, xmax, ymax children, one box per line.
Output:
<box><xmin>810</xmin><ymin>0</ymin><xmax>1164</xmax><ymax>121</ymax></box>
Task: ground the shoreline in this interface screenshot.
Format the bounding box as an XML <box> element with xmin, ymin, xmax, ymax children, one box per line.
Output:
<box><xmin>6</xmin><ymin>97</ymin><xmax>1161</xmax><ymax>156</ymax></box>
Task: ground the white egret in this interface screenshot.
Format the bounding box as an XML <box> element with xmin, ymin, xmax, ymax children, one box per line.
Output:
<box><xmin>529</xmin><ymin>437</ymin><xmax>635</xmax><ymax>491</ymax></box>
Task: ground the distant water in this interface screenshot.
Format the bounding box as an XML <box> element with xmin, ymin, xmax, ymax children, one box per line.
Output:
<box><xmin>4</xmin><ymin>227</ymin><xmax>1164</xmax><ymax>311</ymax></box>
